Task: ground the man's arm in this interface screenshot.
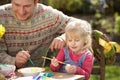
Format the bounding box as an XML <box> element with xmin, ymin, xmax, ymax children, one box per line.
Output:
<box><xmin>0</xmin><ymin>51</ymin><xmax>15</xmax><ymax>65</ymax></box>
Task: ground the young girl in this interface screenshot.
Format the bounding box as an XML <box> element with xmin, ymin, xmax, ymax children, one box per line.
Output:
<box><xmin>50</xmin><ymin>20</ymin><xmax>94</xmax><ymax>80</ymax></box>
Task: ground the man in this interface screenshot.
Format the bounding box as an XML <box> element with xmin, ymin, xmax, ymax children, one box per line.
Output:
<box><xmin>0</xmin><ymin>0</ymin><xmax>85</xmax><ymax>68</ymax></box>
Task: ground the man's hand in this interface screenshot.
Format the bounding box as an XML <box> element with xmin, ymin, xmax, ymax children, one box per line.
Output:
<box><xmin>15</xmin><ymin>50</ymin><xmax>30</xmax><ymax>68</ymax></box>
<box><xmin>49</xmin><ymin>37</ymin><xmax>65</xmax><ymax>51</ymax></box>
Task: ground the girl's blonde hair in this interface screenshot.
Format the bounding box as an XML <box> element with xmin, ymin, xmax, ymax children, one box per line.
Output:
<box><xmin>65</xmin><ymin>20</ymin><xmax>93</xmax><ymax>52</ymax></box>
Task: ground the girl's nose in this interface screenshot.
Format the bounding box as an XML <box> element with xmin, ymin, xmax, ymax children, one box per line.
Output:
<box><xmin>71</xmin><ymin>41</ymin><xmax>75</xmax><ymax>45</ymax></box>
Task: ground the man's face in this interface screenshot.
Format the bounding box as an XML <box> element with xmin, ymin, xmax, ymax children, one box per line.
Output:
<box><xmin>12</xmin><ymin>0</ymin><xmax>37</xmax><ymax>21</ymax></box>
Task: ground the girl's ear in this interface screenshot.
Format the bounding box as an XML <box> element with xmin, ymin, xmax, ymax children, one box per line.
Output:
<box><xmin>84</xmin><ymin>39</ymin><xmax>88</xmax><ymax>46</ymax></box>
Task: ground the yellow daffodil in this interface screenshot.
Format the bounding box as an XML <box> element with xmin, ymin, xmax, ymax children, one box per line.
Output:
<box><xmin>99</xmin><ymin>38</ymin><xmax>112</xmax><ymax>52</ymax></box>
<box><xmin>99</xmin><ymin>38</ymin><xmax>115</xmax><ymax>58</ymax></box>
<box><xmin>109</xmin><ymin>42</ymin><xmax>120</xmax><ymax>53</ymax></box>
<box><xmin>0</xmin><ymin>24</ymin><xmax>5</xmax><ymax>38</ymax></box>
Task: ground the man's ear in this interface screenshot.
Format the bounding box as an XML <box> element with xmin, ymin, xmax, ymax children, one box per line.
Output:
<box><xmin>34</xmin><ymin>0</ymin><xmax>38</xmax><ymax>5</ymax></box>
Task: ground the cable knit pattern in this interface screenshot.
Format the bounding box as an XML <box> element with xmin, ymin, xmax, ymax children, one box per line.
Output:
<box><xmin>0</xmin><ymin>3</ymin><xmax>74</xmax><ymax>67</ymax></box>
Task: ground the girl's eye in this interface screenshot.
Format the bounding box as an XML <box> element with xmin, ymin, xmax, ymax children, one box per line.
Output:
<box><xmin>75</xmin><ymin>40</ymin><xmax>80</xmax><ymax>42</ymax></box>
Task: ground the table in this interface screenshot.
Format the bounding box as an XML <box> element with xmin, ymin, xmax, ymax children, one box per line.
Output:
<box><xmin>7</xmin><ymin>72</ymin><xmax>85</xmax><ymax>80</ymax></box>
<box><xmin>50</xmin><ymin>72</ymin><xmax>85</xmax><ymax>80</ymax></box>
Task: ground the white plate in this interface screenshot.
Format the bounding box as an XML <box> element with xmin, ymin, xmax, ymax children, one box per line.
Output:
<box><xmin>17</xmin><ymin>67</ymin><xmax>45</xmax><ymax>76</ymax></box>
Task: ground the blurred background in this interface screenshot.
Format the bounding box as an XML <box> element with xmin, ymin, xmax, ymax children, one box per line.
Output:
<box><xmin>0</xmin><ymin>0</ymin><xmax>120</xmax><ymax>80</ymax></box>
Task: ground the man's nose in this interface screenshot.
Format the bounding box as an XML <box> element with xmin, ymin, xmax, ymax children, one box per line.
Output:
<box><xmin>19</xmin><ymin>7</ymin><xmax>25</xmax><ymax>15</ymax></box>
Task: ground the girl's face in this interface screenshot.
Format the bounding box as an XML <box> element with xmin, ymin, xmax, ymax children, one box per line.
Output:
<box><xmin>66</xmin><ymin>34</ymin><xmax>85</xmax><ymax>53</ymax></box>
<box><xmin>12</xmin><ymin>0</ymin><xmax>37</xmax><ymax>21</ymax></box>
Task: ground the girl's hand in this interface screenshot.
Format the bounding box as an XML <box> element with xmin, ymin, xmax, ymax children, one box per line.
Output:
<box><xmin>65</xmin><ymin>64</ymin><xmax>77</xmax><ymax>74</ymax></box>
<box><xmin>51</xmin><ymin>57</ymin><xmax>59</xmax><ymax>67</ymax></box>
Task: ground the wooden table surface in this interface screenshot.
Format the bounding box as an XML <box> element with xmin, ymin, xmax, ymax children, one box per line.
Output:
<box><xmin>50</xmin><ymin>72</ymin><xmax>85</xmax><ymax>80</ymax></box>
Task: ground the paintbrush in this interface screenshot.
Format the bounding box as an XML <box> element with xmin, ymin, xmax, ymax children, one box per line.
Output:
<box><xmin>21</xmin><ymin>48</ymin><xmax>35</xmax><ymax>66</ymax></box>
<box><xmin>42</xmin><ymin>56</ymin><xmax>66</xmax><ymax>65</ymax></box>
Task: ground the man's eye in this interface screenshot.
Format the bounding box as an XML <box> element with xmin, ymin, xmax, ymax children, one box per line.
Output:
<box><xmin>25</xmin><ymin>5</ymin><xmax>31</xmax><ymax>8</ymax></box>
<box><xmin>14</xmin><ymin>4</ymin><xmax>19</xmax><ymax>7</ymax></box>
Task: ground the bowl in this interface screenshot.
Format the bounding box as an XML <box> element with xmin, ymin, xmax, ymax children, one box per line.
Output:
<box><xmin>17</xmin><ymin>67</ymin><xmax>45</xmax><ymax>77</ymax></box>
<box><xmin>0</xmin><ymin>64</ymin><xmax>16</xmax><ymax>76</ymax></box>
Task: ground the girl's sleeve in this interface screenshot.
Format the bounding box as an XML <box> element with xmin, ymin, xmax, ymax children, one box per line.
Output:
<box><xmin>50</xmin><ymin>48</ymin><xmax>65</xmax><ymax>72</ymax></box>
<box><xmin>76</xmin><ymin>52</ymin><xmax>94</xmax><ymax>80</ymax></box>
